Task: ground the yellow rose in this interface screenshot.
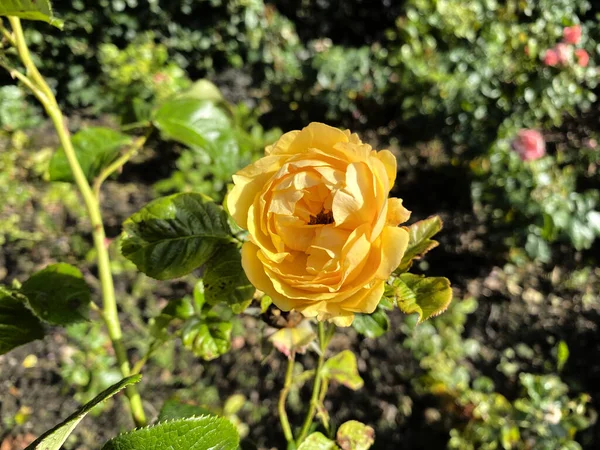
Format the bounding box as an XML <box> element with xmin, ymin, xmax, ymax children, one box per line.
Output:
<box><xmin>227</xmin><ymin>122</ymin><xmax>411</xmax><ymax>326</ymax></box>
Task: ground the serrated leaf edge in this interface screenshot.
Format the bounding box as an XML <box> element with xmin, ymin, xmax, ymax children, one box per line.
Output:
<box><xmin>104</xmin><ymin>414</ymin><xmax>236</xmax><ymax>444</ymax></box>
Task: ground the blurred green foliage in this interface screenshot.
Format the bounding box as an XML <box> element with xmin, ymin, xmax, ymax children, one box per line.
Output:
<box><xmin>449</xmin><ymin>372</ymin><xmax>592</xmax><ymax>450</ymax></box>
<box><xmin>98</xmin><ymin>33</ymin><xmax>191</xmax><ymax>122</ymax></box>
<box><xmin>386</xmin><ymin>0</ymin><xmax>597</xmax><ymax>147</ymax></box>
<box><xmin>0</xmin><ymin>132</ymin><xmax>85</xmax><ymax>253</ymax></box>
<box><xmin>18</xmin><ymin>0</ymin><xmax>269</xmax><ymax>109</ymax></box>
<box><xmin>472</xmin><ymin>138</ymin><xmax>600</xmax><ymax>261</ymax></box>
<box><xmin>0</xmin><ymin>86</ymin><xmax>42</xmax><ymax>132</ymax></box>
<box><xmin>403</xmin><ymin>299</ymin><xmax>594</xmax><ymax>450</ymax></box>
<box><xmin>59</xmin><ymin>322</ymin><xmax>122</xmax><ymax>412</ymax></box>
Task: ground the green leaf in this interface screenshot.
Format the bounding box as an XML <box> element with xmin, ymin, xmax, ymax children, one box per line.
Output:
<box><xmin>392</xmin><ymin>274</ymin><xmax>452</xmax><ymax>324</ymax></box>
<box><xmin>298</xmin><ymin>432</ymin><xmax>339</xmax><ymax>450</ymax></box>
<box><xmin>322</xmin><ymin>350</ymin><xmax>364</xmax><ymax>391</ymax></box>
<box><xmin>153</xmin><ymin>98</ymin><xmax>246</xmax><ymax>181</ymax></box>
<box><xmin>336</xmin><ymin>420</ymin><xmax>375</xmax><ymax>450</ymax></box>
<box><xmin>0</xmin><ymin>0</ymin><xmax>63</xmax><ymax>29</ymax></box>
<box><xmin>148</xmin><ymin>297</ymin><xmax>195</xmax><ymax>342</ymax></box>
<box><xmin>26</xmin><ymin>375</ymin><xmax>141</xmax><ymax>450</ymax></box>
<box><xmin>49</xmin><ymin>127</ymin><xmax>132</xmax><ymax>183</ymax></box>
<box><xmin>153</xmin><ymin>98</ymin><xmax>230</xmax><ymax>149</ymax></box>
<box><xmin>181</xmin><ymin>317</ymin><xmax>232</xmax><ymax>361</ymax></box>
<box><xmin>20</xmin><ymin>263</ymin><xmax>90</xmax><ymax>326</ymax></box>
<box><xmin>395</xmin><ymin>216</ymin><xmax>442</xmax><ymax>273</ymax></box>
<box><xmin>203</xmin><ymin>243</ymin><xmax>254</xmax><ymax>312</ymax></box>
<box><xmin>269</xmin><ymin>320</ymin><xmax>316</xmax><ymax>359</ymax></box>
<box><xmin>120</xmin><ymin>193</ymin><xmax>232</xmax><ymax>280</ymax></box>
<box><xmin>162</xmin><ymin>297</ymin><xmax>196</xmax><ymax>320</ymax></box>
<box><xmin>524</xmin><ymin>233</ymin><xmax>551</xmax><ymax>263</ymax></box>
<box><xmin>223</xmin><ymin>394</ymin><xmax>246</xmax><ymax>416</ymax></box>
<box><xmin>0</xmin><ymin>286</ymin><xmax>44</xmax><ymax>355</ymax></box>
<box><xmin>587</xmin><ymin>211</ymin><xmax>600</xmax><ymax>235</ymax></box>
<box><xmin>352</xmin><ymin>308</ymin><xmax>389</xmax><ymax>338</ymax></box>
<box><xmin>158</xmin><ymin>399</ymin><xmax>214</xmax><ymax>421</ymax></box>
<box><xmin>102</xmin><ymin>416</ymin><xmax>239</xmax><ymax>450</ymax></box>
<box><xmin>567</xmin><ymin>219</ymin><xmax>595</xmax><ymax>251</ymax></box>
<box><xmin>178</xmin><ymin>79</ymin><xmax>224</xmax><ymax>103</ymax></box>
<box><xmin>193</xmin><ymin>280</ymin><xmax>207</xmax><ymax>311</ymax></box>
<box><xmin>556</xmin><ymin>340</ymin><xmax>569</xmax><ymax>372</ymax></box>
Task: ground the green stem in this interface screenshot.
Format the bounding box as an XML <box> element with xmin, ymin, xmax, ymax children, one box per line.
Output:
<box><xmin>0</xmin><ymin>22</ymin><xmax>16</xmax><ymax>46</ymax></box>
<box><xmin>296</xmin><ymin>322</ymin><xmax>332</xmax><ymax>444</ymax></box>
<box><xmin>317</xmin><ymin>377</ymin><xmax>330</xmax><ymax>433</ymax></box>
<box><xmin>9</xmin><ymin>17</ymin><xmax>55</xmax><ymax>105</ymax></box>
<box><xmin>132</xmin><ymin>338</ymin><xmax>162</xmax><ymax>375</ymax></box>
<box><xmin>120</xmin><ymin>120</ymin><xmax>151</xmax><ymax>132</ymax></box>
<box><xmin>93</xmin><ymin>133</ymin><xmax>151</xmax><ymax>198</ymax></box>
<box><xmin>278</xmin><ymin>353</ymin><xmax>296</xmax><ymax>444</ymax></box>
<box><xmin>6</xmin><ymin>17</ymin><xmax>146</xmax><ymax>427</ymax></box>
<box><xmin>0</xmin><ymin>63</ymin><xmax>47</xmax><ymax>104</ymax></box>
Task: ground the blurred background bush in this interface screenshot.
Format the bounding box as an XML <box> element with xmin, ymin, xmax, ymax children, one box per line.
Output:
<box><xmin>1</xmin><ymin>0</ymin><xmax>600</xmax><ymax>449</ymax></box>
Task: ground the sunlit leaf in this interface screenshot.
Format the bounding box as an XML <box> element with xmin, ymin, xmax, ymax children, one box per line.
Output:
<box><xmin>153</xmin><ymin>98</ymin><xmax>247</xmax><ymax>181</ymax></box>
<box><xmin>20</xmin><ymin>263</ymin><xmax>90</xmax><ymax>326</ymax></box>
<box><xmin>0</xmin><ymin>286</ymin><xmax>44</xmax><ymax>355</ymax></box>
<box><xmin>298</xmin><ymin>432</ymin><xmax>339</xmax><ymax>450</ymax></box>
<box><xmin>395</xmin><ymin>216</ymin><xmax>443</xmax><ymax>273</ymax></box>
<box><xmin>223</xmin><ymin>394</ymin><xmax>246</xmax><ymax>416</ymax></box>
<box><xmin>0</xmin><ymin>0</ymin><xmax>63</xmax><ymax>29</ymax></box>
<box><xmin>101</xmin><ymin>416</ymin><xmax>239</xmax><ymax>450</ymax></box>
<box><xmin>178</xmin><ymin>79</ymin><xmax>224</xmax><ymax>103</ymax></box>
<box><xmin>161</xmin><ymin>297</ymin><xmax>196</xmax><ymax>320</ymax></box>
<box><xmin>121</xmin><ymin>193</ymin><xmax>232</xmax><ymax>280</ymax></box>
<box><xmin>49</xmin><ymin>127</ymin><xmax>132</xmax><ymax>183</ymax></box>
<box><xmin>322</xmin><ymin>350</ymin><xmax>364</xmax><ymax>391</ymax></box>
<box><xmin>26</xmin><ymin>375</ymin><xmax>141</xmax><ymax>450</ymax></box>
<box><xmin>153</xmin><ymin>98</ymin><xmax>230</xmax><ymax>148</ymax></box>
<box><xmin>336</xmin><ymin>420</ymin><xmax>375</xmax><ymax>450</ymax></box>
<box><xmin>556</xmin><ymin>340</ymin><xmax>569</xmax><ymax>372</ymax></box>
<box><xmin>181</xmin><ymin>317</ymin><xmax>232</xmax><ymax>361</ymax></box>
<box><xmin>392</xmin><ymin>274</ymin><xmax>452</xmax><ymax>324</ymax></box>
<box><xmin>269</xmin><ymin>320</ymin><xmax>316</xmax><ymax>359</ymax></box>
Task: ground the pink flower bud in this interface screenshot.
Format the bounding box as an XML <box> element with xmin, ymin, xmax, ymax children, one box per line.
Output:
<box><xmin>152</xmin><ymin>73</ymin><xmax>168</xmax><ymax>83</ymax></box>
<box><xmin>563</xmin><ymin>25</ymin><xmax>582</xmax><ymax>45</ymax></box>
<box><xmin>555</xmin><ymin>43</ymin><xmax>570</xmax><ymax>65</ymax></box>
<box><xmin>543</xmin><ymin>49</ymin><xmax>559</xmax><ymax>67</ymax></box>
<box><xmin>575</xmin><ymin>48</ymin><xmax>589</xmax><ymax>67</ymax></box>
<box><xmin>512</xmin><ymin>129</ymin><xmax>546</xmax><ymax>161</ymax></box>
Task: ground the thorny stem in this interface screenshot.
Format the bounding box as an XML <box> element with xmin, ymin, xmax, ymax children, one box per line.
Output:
<box><xmin>278</xmin><ymin>353</ymin><xmax>296</xmax><ymax>444</ymax></box>
<box><xmin>296</xmin><ymin>321</ymin><xmax>334</xmax><ymax>444</ymax></box>
<box><xmin>5</xmin><ymin>17</ymin><xmax>147</xmax><ymax>427</ymax></box>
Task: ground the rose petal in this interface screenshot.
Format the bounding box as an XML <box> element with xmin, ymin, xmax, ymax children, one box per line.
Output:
<box><xmin>228</xmin><ymin>155</ymin><xmax>286</xmax><ymax>229</ymax></box>
<box><xmin>265</xmin><ymin>130</ymin><xmax>301</xmax><ymax>155</ymax></box>
<box><xmin>386</xmin><ymin>198</ymin><xmax>411</xmax><ymax>226</ymax></box>
<box><xmin>375</xmin><ymin>226</ymin><xmax>409</xmax><ymax>279</ymax></box>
